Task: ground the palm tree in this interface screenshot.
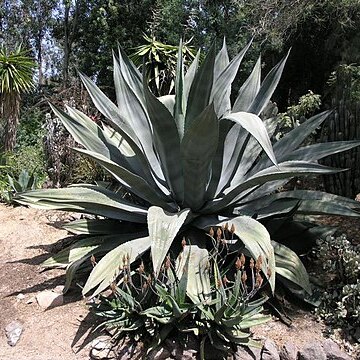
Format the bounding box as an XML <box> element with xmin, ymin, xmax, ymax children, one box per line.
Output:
<box><xmin>0</xmin><ymin>45</ymin><xmax>35</xmax><ymax>151</ymax></box>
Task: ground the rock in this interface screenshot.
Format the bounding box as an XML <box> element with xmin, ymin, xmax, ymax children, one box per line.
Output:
<box><xmin>90</xmin><ymin>348</ymin><xmax>115</xmax><ymax>360</ymax></box>
<box><xmin>53</xmin><ymin>285</ymin><xmax>65</xmax><ymax>294</ymax></box>
<box><xmin>234</xmin><ymin>345</ymin><xmax>261</xmax><ymax>360</ymax></box>
<box><xmin>90</xmin><ymin>337</ymin><xmax>115</xmax><ymax>360</ymax></box>
<box><xmin>322</xmin><ymin>339</ymin><xmax>351</xmax><ymax>360</ymax></box>
<box><xmin>5</xmin><ymin>321</ymin><xmax>23</xmax><ymax>346</ymax></box>
<box><xmin>36</xmin><ymin>290</ymin><xmax>63</xmax><ymax>309</ymax></box>
<box><xmin>299</xmin><ymin>341</ymin><xmax>326</xmax><ymax>360</ymax></box>
<box><xmin>16</xmin><ymin>293</ymin><xmax>25</xmax><ymax>301</ymax></box>
<box><xmin>279</xmin><ymin>342</ymin><xmax>298</xmax><ymax>360</ymax></box>
<box><xmin>262</xmin><ymin>339</ymin><xmax>280</xmax><ymax>360</ymax></box>
<box><xmin>147</xmin><ymin>346</ymin><xmax>172</xmax><ymax>360</ymax></box>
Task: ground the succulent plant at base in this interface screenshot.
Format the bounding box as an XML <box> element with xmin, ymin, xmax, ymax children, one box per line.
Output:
<box><xmin>93</xmin><ymin>228</ymin><xmax>271</xmax><ymax>358</ymax></box>
<box><xmin>15</xmin><ymin>40</ymin><xmax>360</xmax><ymax>327</ymax></box>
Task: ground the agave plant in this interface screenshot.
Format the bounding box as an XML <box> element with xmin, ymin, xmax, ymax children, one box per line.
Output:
<box><xmin>16</xmin><ymin>39</ymin><xmax>360</xmax><ymax>302</ymax></box>
<box><xmin>93</xmin><ymin>227</ymin><xmax>271</xmax><ymax>358</ymax></box>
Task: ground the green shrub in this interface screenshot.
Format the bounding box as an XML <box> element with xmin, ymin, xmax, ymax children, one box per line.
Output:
<box><xmin>315</xmin><ymin>234</ymin><xmax>360</xmax><ymax>344</ymax></box>
<box><xmin>276</xmin><ymin>90</ymin><xmax>322</xmax><ymax>139</ymax></box>
<box><xmin>1</xmin><ymin>169</ymin><xmax>42</xmax><ymax>203</ymax></box>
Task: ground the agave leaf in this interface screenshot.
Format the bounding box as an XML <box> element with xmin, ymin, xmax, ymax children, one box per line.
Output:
<box><xmin>185</xmin><ymin>44</ymin><xmax>215</xmax><ymax>129</ymax></box>
<box><xmin>182</xmin><ymin>104</ymin><xmax>219</xmax><ymax>210</ymax></box>
<box><xmin>251</xmin><ymin>110</ymin><xmax>332</xmax><ymax>174</ymax></box>
<box><xmin>73</xmin><ymin>148</ymin><xmax>173</xmax><ymax>210</ymax></box>
<box><xmin>248</xmin><ymin>49</ymin><xmax>290</xmax><ymax>115</ymax></box>
<box><xmin>174</xmin><ymin>39</ymin><xmax>185</xmax><ymax>138</ymax></box>
<box><xmin>230</xmin><ymin>216</ymin><xmax>275</xmax><ymax>292</ymax></box>
<box><xmin>148</xmin><ymin>206</ymin><xmax>190</xmax><ymax>277</ymax></box>
<box><xmin>64</xmin><ymin>257</ymin><xmax>89</xmax><ymax>293</ymax></box>
<box><xmin>222</xmin><ymin>112</ymin><xmax>277</xmax><ymax>167</ymax></box>
<box><xmin>117</xmin><ymin>45</ymin><xmax>143</xmax><ymax>98</ymax></box>
<box><xmin>175</xmin><ymin>246</ymin><xmax>191</xmax><ymax>304</ymax></box>
<box><xmin>43</xmin><ymin>232</ymin><xmax>146</xmax><ymax>269</ymax></box>
<box><xmin>60</xmin><ymin>105</ymin><xmax>110</xmax><ymax>156</ymax></box>
<box><xmin>205</xmin><ymin>120</ymin><xmax>234</xmax><ymax>199</ymax></box>
<box><xmin>297</xmin><ymin>200</ymin><xmax>360</xmax><ymax>217</ymax></box>
<box><xmin>210</xmin><ymin>161</ymin><xmax>346</xmax><ymax>212</ymax></box>
<box><xmin>78</xmin><ymin>72</ymin><xmax>139</xmax><ymax>147</ymax></box>
<box><xmin>211</xmin><ymin>40</ymin><xmax>252</xmax><ymax>117</ymax></box>
<box><xmin>230</xmin><ymin>117</ymin><xmax>279</xmax><ymax>186</ymax></box>
<box><xmin>184</xmin><ymin>49</ymin><xmax>200</xmax><ymax>105</ymax></box>
<box><xmin>60</xmin><ymin>103</ymin><xmax>161</xmax><ymax>190</ymax></box>
<box><xmin>100</xmin><ymin>123</ymin><xmax>135</xmax><ymax>157</ymax></box>
<box><xmin>215</xmin><ymin>117</ymin><xmax>278</xmax><ymax>196</ymax></box>
<box><xmin>238</xmin><ymin>189</ymin><xmax>360</xmax><ymax>218</ymax></box>
<box><xmin>8</xmin><ymin>174</ymin><xmax>21</xmax><ymax>192</ymax></box>
<box><xmin>53</xmin><ymin>105</ymin><xmax>150</xmax><ymax>181</ymax></box>
<box><xmin>63</xmin><ymin>219</ymin><xmax>144</xmax><ymax>235</ymax></box>
<box><xmin>272</xmin><ymin>240</ymin><xmax>311</xmax><ymax>294</ymax></box>
<box><xmin>42</xmin><ymin>236</ymin><xmax>105</xmax><ymax>268</ymax></box>
<box><xmin>233</xmin><ymin>55</ymin><xmax>261</xmax><ymax>112</ymax></box>
<box><xmin>16</xmin><ymin>185</ymin><xmax>148</xmax><ymax>222</ymax></box>
<box><xmin>176</xmin><ymin>245</ymin><xmax>211</xmax><ymax>303</ymax></box>
<box><xmin>143</xmin><ymin>83</ymin><xmax>184</xmax><ymax>203</ymax></box>
<box><xmin>83</xmin><ymin>236</ymin><xmax>151</xmax><ymax>296</ymax></box>
<box><xmin>284</xmin><ymin>140</ymin><xmax>360</xmax><ymax>162</ymax></box>
<box><xmin>213</xmin><ymin>38</ymin><xmax>229</xmax><ymax>80</ymax></box>
<box><xmin>18</xmin><ymin>170</ymin><xmax>29</xmax><ymax>190</ymax></box>
<box><xmin>112</xmin><ymin>53</ymin><xmax>154</xmax><ymax>145</ymax></box>
<box><xmin>140</xmin><ymin>306</ymin><xmax>172</xmax><ymax>323</ymax></box>
<box><xmin>238</xmin><ymin>313</ymin><xmax>271</xmax><ymax>330</ymax></box>
<box><xmin>253</xmin><ymin>198</ymin><xmax>300</xmax><ymax>219</ymax></box>
<box><xmin>158</xmin><ymin>95</ymin><xmax>175</xmax><ymax>115</ymax></box>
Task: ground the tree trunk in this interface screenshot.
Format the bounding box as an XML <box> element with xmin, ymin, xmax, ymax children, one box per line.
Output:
<box><xmin>3</xmin><ymin>93</ymin><xmax>20</xmax><ymax>152</ymax></box>
<box><xmin>62</xmin><ymin>0</ymin><xmax>81</xmax><ymax>87</ymax></box>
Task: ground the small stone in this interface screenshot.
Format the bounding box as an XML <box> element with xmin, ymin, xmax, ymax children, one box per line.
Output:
<box><xmin>26</xmin><ymin>297</ymin><xmax>36</xmax><ymax>304</ymax></box>
<box><xmin>299</xmin><ymin>342</ymin><xmax>326</xmax><ymax>360</ymax></box>
<box><xmin>279</xmin><ymin>342</ymin><xmax>298</xmax><ymax>360</ymax></box>
<box><xmin>262</xmin><ymin>339</ymin><xmax>280</xmax><ymax>360</ymax></box>
<box><xmin>234</xmin><ymin>345</ymin><xmax>261</xmax><ymax>360</ymax></box>
<box><xmin>16</xmin><ymin>293</ymin><xmax>25</xmax><ymax>300</ymax></box>
<box><xmin>90</xmin><ymin>348</ymin><xmax>115</xmax><ymax>360</ymax></box>
<box><xmin>322</xmin><ymin>339</ymin><xmax>351</xmax><ymax>360</ymax></box>
<box><xmin>91</xmin><ymin>337</ymin><xmax>110</xmax><ymax>350</ymax></box>
<box><xmin>36</xmin><ymin>290</ymin><xmax>64</xmax><ymax>309</ymax></box>
<box><xmin>90</xmin><ymin>337</ymin><xmax>115</xmax><ymax>360</ymax></box>
<box><xmin>5</xmin><ymin>321</ymin><xmax>23</xmax><ymax>346</ymax></box>
<box><xmin>53</xmin><ymin>285</ymin><xmax>65</xmax><ymax>294</ymax></box>
<box><xmin>147</xmin><ymin>346</ymin><xmax>172</xmax><ymax>360</ymax></box>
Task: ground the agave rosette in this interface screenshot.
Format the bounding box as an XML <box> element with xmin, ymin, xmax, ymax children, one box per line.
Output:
<box><xmin>16</xmin><ymin>40</ymin><xmax>360</xmax><ymax>299</ymax></box>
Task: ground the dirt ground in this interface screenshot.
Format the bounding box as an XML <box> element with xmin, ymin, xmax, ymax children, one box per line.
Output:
<box><xmin>0</xmin><ymin>204</ymin><xmax>96</xmax><ymax>360</ymax></box>
<box><xmin>0</xmin><ymin>203</ymin><xmax>358</xmax><ymax>360</ymax></box>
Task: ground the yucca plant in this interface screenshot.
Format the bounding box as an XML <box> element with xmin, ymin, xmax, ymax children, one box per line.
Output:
<box><xmin>0</xmin><ymin>45</ymin><xmax>35</xmax><ymax>151</ymax></box>
<box><xmin>16</xmin><ymin>40</ymin><xmax>360</xmax><ymax>304</ymax></box>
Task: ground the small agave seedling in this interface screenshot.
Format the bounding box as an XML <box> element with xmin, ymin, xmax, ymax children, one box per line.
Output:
<box><xmin>16</xmin><ymin>39</ymin><xmax>360</xmax><ymax>302</ymax></box>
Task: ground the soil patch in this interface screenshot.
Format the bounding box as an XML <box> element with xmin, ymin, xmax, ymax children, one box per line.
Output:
<box><xmin>0</xmin><ymin>204</ymin><xmax>95</xmax><ymax>360</ymax></box>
